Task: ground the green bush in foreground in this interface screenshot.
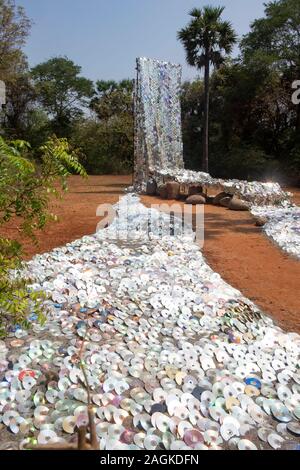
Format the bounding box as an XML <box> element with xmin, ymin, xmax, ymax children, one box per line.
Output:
<box><xmin>0</xmin><ymin>135</ymin><xmax>87</xmax><ymax>335</ymax></box>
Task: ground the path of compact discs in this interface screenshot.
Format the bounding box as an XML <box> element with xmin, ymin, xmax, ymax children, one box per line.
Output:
<box><xmin>0</xmin><ymin>195</ymin><xmax>299</xmax><ymax>451</ymax></box>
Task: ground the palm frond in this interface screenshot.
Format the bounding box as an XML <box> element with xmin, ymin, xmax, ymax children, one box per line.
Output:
<box><xmin>189</xmin><ymin>8</ymin><xmax>202</xmax><ymax>19</ymax></box>
<box><xmin>203</xmin><ymin>5</ymin><xmax>225</xmax><ymax>23</ymax></box>
<box><xmin>178</xmin><ymin>6</ymin><xmax>237</xmax><ymax>71</ymax></box>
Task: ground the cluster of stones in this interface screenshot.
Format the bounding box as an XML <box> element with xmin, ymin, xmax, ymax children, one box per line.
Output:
<box><xmin>147</xmin><ymin>181</ymin><xmax>250</xmax><ymax>212</ymax></box>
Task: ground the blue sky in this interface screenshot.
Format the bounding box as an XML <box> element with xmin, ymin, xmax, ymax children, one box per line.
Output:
<box><xmin>18</xmin><ymin>0</ymin><xmax>267</xmax><ymax>82</ymax></box>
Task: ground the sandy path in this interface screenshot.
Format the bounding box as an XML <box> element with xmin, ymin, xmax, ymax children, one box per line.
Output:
<box><xmin>0</xmin><ymin>175</ymin><xmax>299</xmax><ymax>333</ymax></box>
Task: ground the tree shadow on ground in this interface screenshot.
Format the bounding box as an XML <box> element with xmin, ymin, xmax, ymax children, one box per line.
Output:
<box><xmin>203</xmin><ymin>211</ymin><xmax>260</xmax><ymax>238</ymax></box>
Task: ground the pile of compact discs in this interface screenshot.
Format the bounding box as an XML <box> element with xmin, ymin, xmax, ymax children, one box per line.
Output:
<box><xmin>0</xmin><ymin>195</ymin><xmax>299</xmax><ymax>451</ymax></box>
<box><xmin>251</xmin><ymin>205</ymin><xmax>300</xmax><ymax>259</ymax></box>
<box><xmin>151</xmin><ymin>168</ymin><xmax>214</xmax><ymax>188</ymax></box>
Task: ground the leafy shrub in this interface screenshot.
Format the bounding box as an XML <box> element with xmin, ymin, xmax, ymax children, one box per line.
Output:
<box><xmin>210</xmin><ymin>144</ymin><xmax>268</xmax><ymax>180</ymax></box>
<box><xmin>71</xmin><ymin>118</ymin><xmax>133</xmax><ymax>175</ymax></box>
<box><xmin>0</xmin><ymin>238</ymin><xmax>46</xmax><ymax>336</ymax></box>
<box><xmin>0</xmin><ymin>135</ymin><xmax>86</xmax><ymax>335</ymax></box>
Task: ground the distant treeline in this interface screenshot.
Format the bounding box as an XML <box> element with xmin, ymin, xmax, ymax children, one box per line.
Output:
<box><xmin>0</xmin><ymin>0</ymin><xmax>299</xmax><ymax>183</ymax></box>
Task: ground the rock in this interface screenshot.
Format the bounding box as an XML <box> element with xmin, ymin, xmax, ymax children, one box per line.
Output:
<box><xmin>179</xmin><ymin>184</ymin><xmax>189</xmax><ymax>198</ymax></box>
<box><xmin>254</xmin><ymin>215</ymin><xmax>268</xmax><ymax>227</ymax></box>
<box><xmin>220</xmin><ymin>196</ymin><xmax>232</xmax><ymax>208</ymax></box>
<box><xmin>185</xmin><ymin>195</ymin><xmax>206</xmax><ymax>205</ymax></box>
<box><xmin>188</xmin><ymin>184</ymin><xmax>203</xmax><ymax>197</ymax></box>
<box><xmin>205</xmin><ymin>195</ymin><xmax>215</xmax><ymax>205</ymax></box>
<box><xmin>228</xmin><ymin>197</ymin><xmax>249</xmax><ymax>211</ymax></box>
<box><xmin>213</xmin><ymin>192</ymin><xmax>231</xmax><ymax>206</ymax></box>
<box><xmin>158</xmin><ymin>184</ymin><xmax>168</xmax><ymax>199</ymax></box>
<box><xmin>146</xmin><ymin>180</ymin><xmax>157</xmax><ymax>195</ymax></box>
<box><xmin>166</xmin><ymin>181</ymin><xmax>180</xmax><ymax>200</ymax></box>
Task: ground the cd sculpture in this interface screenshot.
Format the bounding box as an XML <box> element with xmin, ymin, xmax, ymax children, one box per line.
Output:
<box><xmin>134</xmin><ymin>57</ymin><xmax>184</xmax><ymax>192</ymax></box>
<box><xmin>133</xmin><ymin>58</ymin><xmax>290</xmax><ymax>207</ymax></box>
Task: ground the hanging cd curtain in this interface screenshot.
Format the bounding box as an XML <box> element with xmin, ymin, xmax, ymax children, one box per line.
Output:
<box><xmin>134</xmin><ymin>58</ymin><xmax>184</xmax><ymax>192</ymax></box>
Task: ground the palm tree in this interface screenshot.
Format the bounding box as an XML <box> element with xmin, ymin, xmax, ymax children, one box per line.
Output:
<box><xmin>178</xmin><ymin>6</ymin><xmax>237</xmax><ymax>173</ymax></box>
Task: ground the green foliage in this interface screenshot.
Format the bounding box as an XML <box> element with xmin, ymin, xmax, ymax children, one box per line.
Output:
<box><xmin>0</xmin><ymin>238</ymin><xmax>46</xmax><ymax>337</ymax></box>
<box><xmin>182</xmin><ymin>62</ymin><xmax>299</xmax><ymax>181</ymax></box>
<box><xmin>178</xmin><ymin>6</ymin><xmax>237</xmax><ymax>70</ymax></box>
<box><xmin>4</xmin><ymin>71</ymin><xmax>36</xmax><ymax>138</ymax></box>
<box><xmin>91</xmin><ymin>79</ymin><xmax>133</xmax><ymax>121</ymax></box>
<box><xmin>0</xmin><ymin>0</ymin><xmax>34</xmax><ymax>142</ymax></box>
<box><xmin>3</xmin><ymin>67</ymin><xmax>134</xmax><ymax>175</ymax></box>
<box><xmin>210</xmin><ymin>145</ymin><xmax>268</xmax><ymax>180</ymax></box>
<box><xmin>22</xmin><ymin>108</ymin><xmax>52</xmax><ymax>148</ymax></box>
<box><xmin>71</xmin><ymin>117</ymin><xmax>133</xmax><ymax>175</ymax></box>
<box><xmin>71</xmin><ymin>80</ymin><xmax>134</xmax><ymax>174</ymax></box>
<box><xmin>181</xmin><ymin>0</ymin><xmax>300</xmax><ymax>182</ymax></box>
<box><xmin>31</xmin><ymin>57</ymin><xmax>94</xmax><ymax>136</ymax></box>
<box><xmin>181</xmin><ymin>80</ymin><xmax>204</xmax><ymax>170</ymax></box>
<box><xmin>0</xmin><ymin>135</ymin><xmax>86</xmax><ymax>334</ymax></box>
<box><xmin>1</xmin><ymin>0</ymin><xmax>300</xmax><ymax>183</ymax></box>
<box><xmin>241</xmin><ymin>0</ymin><xmax>300</xmax><ymax>74</ymax></box>
<box><xmin>0</xmin><ymin>0</ymin><xmax>31</xmax><ymax>82</ymax></box>
<box><xmin>239</xmin><ymin>0</ymin><xmax>300</xmax><ymax>176</ymax></box>
<box><xmin>0</xmin><ymin>135</ymin><xmax>86</xmax><ymax>234</ymax></box>
<box><xmin>210</xmin><ymin>61</ymin><xmax>293</xmax><ymax>155</ymax></box>
<box><xmin>40</xmin><ymin>136</ymin><xmax>87</xmax><ymax>182</ymax></box>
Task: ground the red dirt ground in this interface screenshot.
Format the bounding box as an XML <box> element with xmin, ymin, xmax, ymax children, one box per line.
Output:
<box><xmin>1</xmin><ymin>175</ymin><xmax>299</xmax><ymax>333</ymax></box>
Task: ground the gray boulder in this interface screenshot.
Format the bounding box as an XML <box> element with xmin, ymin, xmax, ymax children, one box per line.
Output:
<box><xmin>158</xmin><ymin>184</ymin><xmax>168</xmax><ymax>199</ymax></box>
<box><xmin>254</xmin><ymin>215</ymin><xmax>268</xmax><ymax>227</ymax></box>
<box><xmin>185</xmin><ymin>195</ymin><xmax>206</xmax><ymax>205</ymax></box>
<box><xmin>188</xmin><ymin>184</ymin><xmax>203</xmax><ymax>196</ymax></box>
<box><xmin>166</xmin><ymin>181</ymin><xmax>180</xmax><ymax>200</ymax></box>
<box><xmin>220</xmin><ymin>196</ymin><xmax>232</xmax><ymax>208</ymax></box>
<box><xmin>228</xmin><ymin>197</ymin><xmax>249</xmax><ymax>211</ymax></box>
<box><xmin>213</xmin><ymin>192</ymin><xmax>231</xmax><ymax>206</ymax></box>
<box><xmin>146</xmin><ymin>180</ymin><xmax>157</xmax><ymax>195</ymax></box>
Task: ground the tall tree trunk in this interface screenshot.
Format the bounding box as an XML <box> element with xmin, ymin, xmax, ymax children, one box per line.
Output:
<box><xmin>296</xmin><ymin>103</ymin><xmax>300</xmax><ymax>132</ymax></box>
<box><xmin>203</xmin><ymin>58</ymin><xmax>210</xmax><ymax>173</ymax></box>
